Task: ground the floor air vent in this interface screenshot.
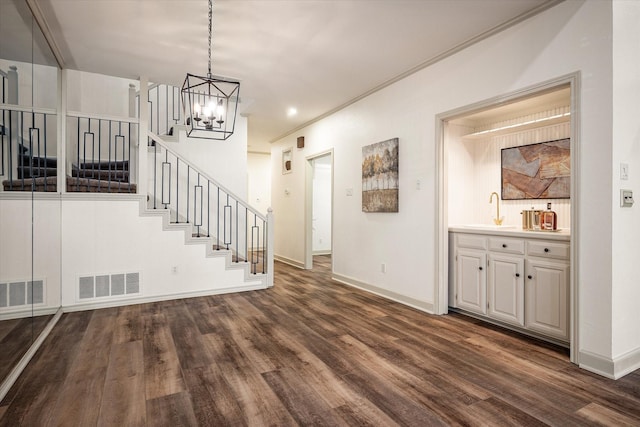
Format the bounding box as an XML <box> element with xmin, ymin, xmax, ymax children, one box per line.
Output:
<box><xmin>78</xmin><ymin>272</ymin><xmax>140</xmax><ymax>301</ymax></box>
<box><xmin>0</xmin><ymin>280</ymin><xmax>45</xmax><ymax>308</ymax></box>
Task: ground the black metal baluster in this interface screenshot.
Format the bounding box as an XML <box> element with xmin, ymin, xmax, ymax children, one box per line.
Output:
<box><xmin>175</xmin><ymin>159</ymin><xmax>180</xmax><ymax>223</ymax></box>
<box><xmin>224</xmin><ymin>194</ymin><xmax>231</xmax><ymax>250</ymax></box>
<box><xmin>29</xmin><ymin>127</ymin><xmax>39</xmax><ymax>191</ymax></box>
<box><xmin>43</xmin><ymin>113</ymin><xmax>48</xmax><ymax>190</ymax></box>
<box><xmin>156</xmin><ymin>86</ymin><xmax>160</xmax><ymax>135</ymax></box>
<box><xmin>263</xmin><ymin>219</ymin><xmax>266</xmax><ymax>274</ymax></box>
<box><xmin>76</xmin><ymin>117</ymin><xmax>80</xmax><ymax>191</ymax></box>
<box><xmin>0</xmin><ymin>109</ymin><xmax>5</xmax><ymax>176</ymax></box>
<box><xmin>245</xmin><ymin>207</ymin><xmax>248</xmax><ymax>265</ymax></box>
<box><xmin>194</xmin><ymin>174</ymin><xmax>202</xmax><ymax>237</ymax></box>
<box><xmin>161</xmin><ymin>150</ymin><xmax>170</xmax><ymax>209</ymax></box>
<box><xmin>236</xmin><ymin>200</ymin><xmax>239</xmax><ymax>263</ymax></box>
<box><xmin>8</xmin><ymin>110</ymin><xmax>13</xmax><ymax>190</ymax></box>
<box><xmin>128</xmin><ymin>122</ymin><xmax>132</xmax><ymax>193</ymax></box>
<box><xmin>165</xmin><ymin>85</ymin><xmax>169</xmax><ymax>135</ymax></box>
<box><xmin>207</xmin><ymin>181</ymin><xmax>210</xmax><ymax>237</ymax></box>
<box><xmin>153</xmin><ymin>141</ymin><xmax>157</xmax><ymax>208</ymax></box>
<box><xmin>186</xmin><ymin>165</ymin><xmax>190</xmax><ymax>223</ymax></box>
<box><xmin>20</xmin><ymin>111</ymin><xmax>25</xmax><ymax>190</ymax></box>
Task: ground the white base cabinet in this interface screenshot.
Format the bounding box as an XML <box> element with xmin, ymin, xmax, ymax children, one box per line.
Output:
<box><xmin>488</xmin><ymin>254</ymin><xmax>524</xmax><ymax>326</ymax></box>
<box><xmin>450</xmin><ymin>231</ymin><xmax>569</xmax><ymax>343</ymax></box>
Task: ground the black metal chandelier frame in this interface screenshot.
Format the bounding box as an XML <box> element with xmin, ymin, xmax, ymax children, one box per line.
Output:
<box><xmin>181</xmin><ymin>0</ymin><xmax>240</xmax><ymax>140</ymax></box>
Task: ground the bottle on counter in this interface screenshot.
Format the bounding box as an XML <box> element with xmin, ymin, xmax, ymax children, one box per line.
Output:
<box><xmin>541</xmin><ymin>202</ymin><xmax>557</xmax><ymax>231</ymax></box>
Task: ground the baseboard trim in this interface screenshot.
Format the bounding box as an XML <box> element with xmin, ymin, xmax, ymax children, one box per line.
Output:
<box><xmin>274</xmin><ymin>254</ymin><xmax>305</xmax><ymax>269</ymax></box>
<box><xmin>312</xmin><ymin>250</ymin><xmax>331</xmax><ymax>256</ymax></box>
<box><xmin>579</xmin><ymin>350</ymin><xmax>616</xmax><ymax>379</ymax></box>
<box><xmin>63</xmin><ymin>283</ymin><xmax>267</xmax><ymax>313</ymax></box>
<box><xmin>579</xmin><ymin>348</ymin><xmax>640</xmax><ymax>380</ymax></box>
<box><xmin>0</xmin><ymin>307</ymin><xmax>60</xmax><ymax>321</ymax></box>
<box><xmin>332</xmin><ymin>273</ymin><xmax>434</xmax><ymax>314</ymax></box>
<box><xmin>0</xmin><ymin>308</ymin><xmax>62</xmax><ymax>402</ymax></box>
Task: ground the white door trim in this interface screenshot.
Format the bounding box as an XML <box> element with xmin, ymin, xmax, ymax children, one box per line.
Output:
<box><xmin>435</xmin><ymin>72</ymin><xmax>581</xmax><ymax>364</ymax></box>
<box><xmin>304</xmin><ymin>149</ymin><xmax>334</xmax><ymax>270</ymax></box>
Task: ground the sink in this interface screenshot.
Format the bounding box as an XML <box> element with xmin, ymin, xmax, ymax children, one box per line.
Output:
<box><xmin>457</xmin><ymin>224</ymin><xmax>517</xmax><ymax>230</ymax></box>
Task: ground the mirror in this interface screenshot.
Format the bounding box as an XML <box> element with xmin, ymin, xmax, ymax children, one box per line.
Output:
<box><xmin>0</xmin><ymin>0</ymin><xmax>61</xmax><ymax>395</ymax></box>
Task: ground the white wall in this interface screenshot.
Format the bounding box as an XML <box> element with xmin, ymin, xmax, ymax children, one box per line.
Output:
<box><xmin>448</xmin><ymin>120</ymin><xmax>571</xmax><ymax>229</ymax></box>
<box><xmin>162</xmin><ymin>114</ymin><xmax>249</xmax><ymax>200</ymax></box>
<box><xmin>59</xmin><ymin>198</ymin><xmax>261</xmax><ymax>308</ymax></box>
<box><xmin>611</xmin><ymin>0</ymin><xmax>640</xmax><ymax>371</ymax></box>
<box><xmin>312</xmin><ymin>155</ymin><xmax>332</xmax><ymax>253</ymax></box>
<box><xmin>66</xmin><ymin>69</ymin><xmax>137</xmax><ymax>117</ymax></box>
<box><xmin>271</xmin><ymin>0</ymin><xmax>631</xmax><ymax>374</ymax></box>
<box><xmin>247</xmin><ymin>152</ymin><xmax>272</xmax><ymax>214</ymax></box>
<box><xmin>0</xmin><ymin>198</ymin><xmax>61</xmax><ymax>317</ymax></box>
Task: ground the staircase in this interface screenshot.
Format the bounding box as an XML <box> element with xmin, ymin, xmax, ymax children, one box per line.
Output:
<box><xmin>2</xmin><ymin>153</ymin><xmax>137</xmax><ymax>193</ymax></box>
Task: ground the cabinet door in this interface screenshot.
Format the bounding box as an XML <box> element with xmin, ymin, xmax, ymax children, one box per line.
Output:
<box><xmin>456</xmin><ymin>249</ymin><xmax>487</xmax><ymax>315</ymax></box>
<box><xmin>488</xmin><ymin>254</ymin><xmax>524</xmax><ymax>326</ymax></box>
<box><xmin>525</xmin><ymin>259</ymin><xmax>569</xmax><ymax>340</ymax></box>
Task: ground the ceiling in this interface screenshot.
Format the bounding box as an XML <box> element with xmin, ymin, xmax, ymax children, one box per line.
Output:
<box><xmin>32</xmin><ymin>0</ymin><xmax>559</xmax><ymax>153</ymax></box>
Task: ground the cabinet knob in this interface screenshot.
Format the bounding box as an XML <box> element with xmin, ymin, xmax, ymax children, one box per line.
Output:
<box><xmin>479</xmin><ymin>266</ymin><xmax>483</xmax><ymax>271</ymax></box>
<box><xmin>527</xmin><ymin>275</ymin><xmax>533</xmax><ymax>279</ymax></box>
<box><xmin>544</xmin><ymin>248</ymin><xmax>550</xmax><ymax>253</ymax></box>
<box><xmin>502</xmin><ymin>244</ymin><xmax>507</xmax><ymax>248</ymax></box>
<box><xmin>515</xmin><ymin>273</ymin><xmax>520</xmax><ymax>277</ymax></box>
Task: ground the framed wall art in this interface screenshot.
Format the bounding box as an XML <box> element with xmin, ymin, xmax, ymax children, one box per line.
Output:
<box><xmin>501</xmin><ymin>138</ymin><xmax>570</xmax><ymax>200</ymax></box>
<box><xmin>282</xmin><ymin>148</ymin><xmax>293</xmax><ymax>174</ymax></box>
<box><xmin>362</xmin><ymin>138</ymin><xmax>399</xmax><ymax>212</ymax></box>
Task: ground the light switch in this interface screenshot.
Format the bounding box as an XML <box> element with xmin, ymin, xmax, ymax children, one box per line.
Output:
<box><xmin>621</xmin><ymin>163</ymin><xmax>629</xmax><ymax>180</ymax></box>
<box><xmin>621</xmin><ymin>189</ymin><xmax>634</xmax><ymax>207</ymax></box>
<box><xmin>346</xmin><ymin>188</ymin><xmax>353</xmax><ymax>196</ymax></box>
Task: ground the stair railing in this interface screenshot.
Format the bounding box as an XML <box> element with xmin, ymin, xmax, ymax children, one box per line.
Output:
<box><xmin>148</xmin><ymin>131</ymin><xmax>270</xmax><ymax>277</ymax></box>
<box><xmin>0</xmin><ymin>104</ymin><xmax>57</xmax><ymax>192</ymax></box>
<box><xmin>66</xmin><ymin>111</ymin><xmax>138</xmax><ymax>193</ymax></box>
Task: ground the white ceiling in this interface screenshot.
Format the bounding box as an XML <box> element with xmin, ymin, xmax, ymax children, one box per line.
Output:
<box><xmin>34</xmin><ymin>0</ymin><xmax>559</xmax><ymax>153</ymax></box>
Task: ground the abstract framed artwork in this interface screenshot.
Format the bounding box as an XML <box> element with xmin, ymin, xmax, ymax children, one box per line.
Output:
<box><xmin>501</xmin><ymin>138</ymin><xmax>570</xmax><ymax>200</ymax></box>
<box><xmin>362</xmin><ymin>138</ymin><xmax>399</xmax><ymax>212</ymax></box>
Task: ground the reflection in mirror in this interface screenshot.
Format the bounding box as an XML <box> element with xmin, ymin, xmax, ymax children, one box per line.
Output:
<box><xmin>0</xmin><ymin>0</ymin><xmax>61</xmax><ymax>397</ymax></box>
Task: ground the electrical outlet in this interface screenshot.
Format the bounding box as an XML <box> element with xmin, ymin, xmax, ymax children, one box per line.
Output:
<box><xmin>171</xmin><ymin>266</ymin><xmax>178</xmax><ymax>274</ymax></box>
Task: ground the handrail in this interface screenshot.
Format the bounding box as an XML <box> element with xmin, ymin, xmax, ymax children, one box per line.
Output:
<box><xmin>67</xmin><ymin>110</ymin><xmax>139</xmax><ymax>124</ymax></box>
<box><xmin>0</xmin><ymin>70</ymin><xmax>7</xmax><ymax>78</ymax></box>
<box><xmin>148</xmin><ymin>130</ymin><xmax>266</xmax><ymax>221</ymax></box>
<box><xmin>0</xmin><ymin>103</ymin><xmax>57</xmax><ymax>115</ymax></box>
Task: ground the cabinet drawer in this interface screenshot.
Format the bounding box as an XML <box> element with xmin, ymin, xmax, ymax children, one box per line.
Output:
<box><xmin>488</xmin><ymin>237</ymin><xmax>525</xmax><ymax>255</ymax></box>
<box><xmin>527</xmin><ymin>240</ymin><xmax>569</xmax><ymax>260</ymax></box>
<box><xmin>456</xmin><ymin>234</ymin><xmax>487</xmax><ymax>250</ymax></box>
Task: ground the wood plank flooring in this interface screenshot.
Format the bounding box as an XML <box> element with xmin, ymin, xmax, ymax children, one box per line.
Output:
<box><xmin>1</xmin><ymin>255</ymin><xmax>640</xmax><ymax>426</ymax></box>
<box><xmin>0</xmin><ymin>314</ymin><xmax>53</xmax><ymax>383</ymax></box>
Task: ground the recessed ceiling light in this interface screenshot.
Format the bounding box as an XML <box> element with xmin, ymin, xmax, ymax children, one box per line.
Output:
<box><xmin>287</xmin><ymin>107</ymin><xmax>298</xmax><ymax>117</ymax></box>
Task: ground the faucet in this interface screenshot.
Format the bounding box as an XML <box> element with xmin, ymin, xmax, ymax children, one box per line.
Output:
<box><xmin>489</xmin><ymin>192</ymin><xmax>503</xmax><ymax>225</ymax></box>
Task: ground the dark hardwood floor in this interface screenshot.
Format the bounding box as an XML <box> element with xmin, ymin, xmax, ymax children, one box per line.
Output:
<box><xmin>0</xmin><ymin>314</ymin><xmax>53</xmax><ymax>385</ymax></box>
<box><xmin>1</xmin><ymin>255</ymin><xmax>640</xmax><ymax>426</ymax></box>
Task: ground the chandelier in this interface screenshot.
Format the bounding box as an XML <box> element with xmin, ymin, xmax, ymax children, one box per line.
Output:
<box><xmin>182</xmin><ymin>0</ymin><xmax>240</xmax><ymax>140</ymax></box>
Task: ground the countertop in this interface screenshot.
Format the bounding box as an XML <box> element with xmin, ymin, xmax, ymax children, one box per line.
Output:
<box><xmin>449</xmin><ymin>225</ymin><xmax>570</xmax><ymax>241</ymax></box>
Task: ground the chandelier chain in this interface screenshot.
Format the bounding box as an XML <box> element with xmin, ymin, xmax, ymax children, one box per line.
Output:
<box><xmin>208</xmin><ymin>0</ymin><xmax>212</xmax><ymax>76</ymax></box>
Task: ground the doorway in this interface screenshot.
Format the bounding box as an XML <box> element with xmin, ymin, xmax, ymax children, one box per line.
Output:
<box><xmin>435</xmin><ymin>73</ymin><xmax>580</xmax><ymax>364</ymax></box>
<box><xmin>305</xmin><ymin>150</ymin><xmax>333</xmax><ymax>269</ymax></box>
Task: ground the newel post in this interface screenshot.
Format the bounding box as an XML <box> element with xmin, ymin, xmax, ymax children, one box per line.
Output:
<box><xmin>137</xmin><ymin>77</ymin><xmax>149</xmax><ymax>197</ymax></box>
<box><xmin>267</xmin><ymin>207</ymin><xmax>275</xmax><ymax>287</ymax></box>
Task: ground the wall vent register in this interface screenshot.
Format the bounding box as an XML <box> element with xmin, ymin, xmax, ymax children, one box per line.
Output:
<box><xmin>0</xmin><ymin>280</ymin><xmax>45</xmax><ymax>308</ymax></box>
<box><xmin>78</xmin><ymin>272</ymin><xmax>140</xmax><ymax>301</ymax></box>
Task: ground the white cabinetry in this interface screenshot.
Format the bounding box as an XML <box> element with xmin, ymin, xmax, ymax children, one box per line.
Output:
<box><xmin>456</xmin><ymin>249</ymin><xmax>487</xmax><ymax>314</ymax></box>
<box><xmin>450</xmin><ymin>231</ymin><xmax>569</xmax><ymax>343</ymax></box>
